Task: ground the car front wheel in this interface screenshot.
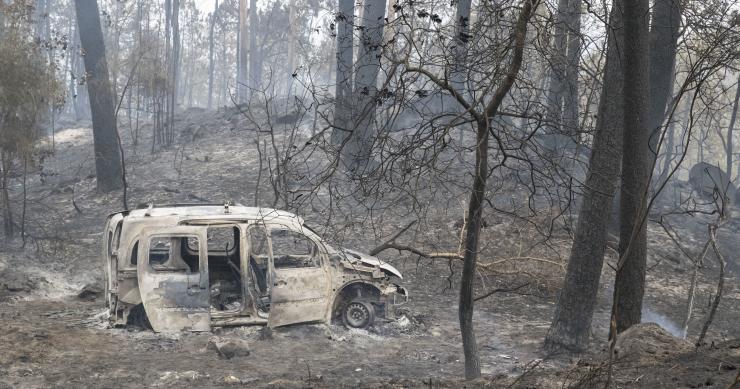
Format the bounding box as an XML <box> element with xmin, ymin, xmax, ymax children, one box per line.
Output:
<box><xmin>342</xmin><ymin>300</ymin><xmax>375</xmax><ymax>329</ymax></box>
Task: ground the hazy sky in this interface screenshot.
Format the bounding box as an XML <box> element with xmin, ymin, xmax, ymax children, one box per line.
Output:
<box><xmin>193</xmin><ymin>0</ymin><xmax>218</xmax><ymax>12</ymax></box>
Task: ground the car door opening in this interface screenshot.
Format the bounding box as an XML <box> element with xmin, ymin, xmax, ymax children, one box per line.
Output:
<box><xmin>206</xmin><ymin>226</ymin><xmax>243</xmax><ymax>313</ymax></box>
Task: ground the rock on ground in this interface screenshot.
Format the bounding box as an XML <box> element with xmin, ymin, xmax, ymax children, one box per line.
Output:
<box><xmin>206</xmin><ymin>336</ymin><xmax>251</xmax><ymax>359</ymax></box>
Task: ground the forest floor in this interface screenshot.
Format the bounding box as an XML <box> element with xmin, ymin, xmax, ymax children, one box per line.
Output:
<box><xmin>0</xmin><ymin>108</ymin><xmax>738</xmax><ymax>388</ymax></box>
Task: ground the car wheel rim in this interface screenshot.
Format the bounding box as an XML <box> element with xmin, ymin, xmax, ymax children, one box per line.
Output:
<box><xmin>346</xmin><ymin>302</ymin><xmax>370</xmax><ymax>328</ymax></box>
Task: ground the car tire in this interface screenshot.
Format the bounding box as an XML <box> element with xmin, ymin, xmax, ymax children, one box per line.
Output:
<box><xmin>342</xmin><ymin>300</ymin><xmax>375</xmax><ymax>329</ymax></box>
<box><xmin>126</xmin><ymin>304</ymin><xmax>152</xmax><ymax>330</ymax></box>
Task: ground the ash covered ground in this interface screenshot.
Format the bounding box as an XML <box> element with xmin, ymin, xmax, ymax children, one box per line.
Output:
<box><xmin>0</xmin><ymin>108</ymin><xmax>738</xmax><ymax>388</ymax></box>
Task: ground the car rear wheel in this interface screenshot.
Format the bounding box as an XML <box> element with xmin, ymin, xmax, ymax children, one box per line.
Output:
<box><xmin>126</xmin><ymin>304</ymin><xmax>152</xmax><ymax>330</ymax></box>
<box><xmin>342</xmin><ymin>300</ymin><xmax>375</xmax><ymax>329</ymax></box>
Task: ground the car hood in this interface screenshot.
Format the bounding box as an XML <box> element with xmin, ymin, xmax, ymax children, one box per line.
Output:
<box><xmin>341</xmin><ymin>249</ymin><xmax>403</xmax><ymax>279</ymax></box>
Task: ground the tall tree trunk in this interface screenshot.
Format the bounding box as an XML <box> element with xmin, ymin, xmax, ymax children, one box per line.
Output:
<box><xmin>221</xmin><ymin>30</ymin><xmax>228</xmax><ymax>107</ymax></box>
<box><xmin>657</xmin><ymin>95</ymin><xmax>684</xmax><ymax>186</ymax></box>
<box><xmin>186</xmin><ymin>39</ymin><xmax>194</xmax><ymax>107</ymax></box>
<box><xmin>110</xmin><ymin>0</ymin><xmax>122</xmax><ymax>97</ymax></box>
<box><xmin>544</xmin><ymin>0</ymin><xmax>624</xmax><ymax>352</ymax></box>
<box><xmin>331</xmin><ymin>0</ymin><xmax>355</xmax><ymax>145</ymax></box>
<box><xmin>1</xmin><ymin>153</ymin><xmax>14</xmax><ymax>237</ymax></box>
<box><xmin>220</xmin><ymin>29</ymin><xmax>227</xmax><ymax>107</ymax></box>
<box><xmin>450</xmin><ymin>0</ymin><xmax>473</xmax><ymax>149</ymax></box>
<box><xmin>648</xmin><ymin>0</ymin><xmax>682</xmax><ymax>162</ymax></box>
<box><xmin>727</xmin><ymin>75</ymin><xmax>739</xmax><ymax>182</ymax></box>
<box><xmin>62</xmin><ymin>14</ymin><xmax>73</xmax><ymax>118</ymax></box>
<box><xmin>134</xmin><ymin>0</ymin><xmax>142</xmax><ymax>144</ymax></box>
<box><xmin>208</xmin><ymin>0</ymin><xmax>218</xmax><ymax>109</ymax></box>
<box><xmin>169</xmin><ymin>0</ymin><xmax>180</xmax><ymax>144</ymax></box>
<box><xmin>163</xmin><ymin>0</ymin><xmax>172</xmax><ymax>145</ymax></box>
<box><xmin>344</xmin><ymin>0</ymin><xmax>387</xmax><ymax>171</ymax></box>
<box><xmin>237</xmin><ymin>0</ymin><xmax>248</xmax><ymax>103</ymax></box>
<box><xmin>69</xmin><ymin>21</ymin><xmax>81</xmax><ymax>120</ymax></box>
<box><xmin>460</xmin><ymin>119</ymin><xmax>487</xmax><ymax>380</ymax></box>
<box><xmin>383</xmin><ymin>0</ymin><xmax>397</xmax><ymax>48</ymax></box>
<box><xmin>74</xmin><ymin>0</ymin><xmax>124</xmax><ymax>192</ymax></box>
<box><xmin>612</xmin><ymin>0</ymin><xmax>650</xmax><ymax>335</ymax></box>
<box><xmin>286</xmin><ymin>0</ymin><xmax>296</xmax><ymax>94</ymax></box>
<box><xmin>561</xmin><ymin>0</ymin><xmax>580</xmax><ymax>147</ymax></box>
<box><xmin>248</xmin><ymin>0</ymin><xmax>260</xmax><ymax>93</ymax></box>
<box><xmin>459</xmin><ymin>1</ymin><xmax>535</xmax><ymax>378</ymax></box>
<box><xmin>34</xmin><ymin>0</ymin><xmax>46</xmax><ymax>39</ymax></box>
<box><xmin>543</xmin><ymin>0</ymin><xmax>568</xmax><ymax>151</ymax></box>
<box><xmin>450</xmin><ymin>0</ymin><xmax>472</xmax><ymax>97</ymax></box>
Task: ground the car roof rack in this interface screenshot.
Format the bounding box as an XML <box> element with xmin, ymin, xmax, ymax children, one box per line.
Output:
<box><xmin>135</xmin><ymin>202</ymin><xmax>239</xmax><ymax>210</ymax></box>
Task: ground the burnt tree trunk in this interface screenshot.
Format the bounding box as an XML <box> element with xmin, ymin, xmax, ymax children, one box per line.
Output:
<box><xmin>657</xmin><ymin>96</ymin><xmax>684</xmax><ymax>186</ymax></box>
<box><xmin>286</xmin><ymin>0</ymin><xmax>296</xmax><ymax>94</ymax></box>
<box><xmin>459</xmin><ymin>0</ymin><xmax>535</xmax><ymax>378</ymax></box>
<box><xmin>331</xmin><ymin>0</ymin><xmax>354</xmax><ymax>145</ymax></box>
<box><xmin>1</xmin><ymin>153</ymin><xmax>14</xmax><ymax>237</ymax></box>
<box><xmin>69</xmin><ymin>22</ymin><xmax>81</xmax><ymax>120</ymax></box>
<box><xmin>164</xmin><ymin>0</ymin><xmax>181</xmax><ymax>145</ymax></box>
<box><xmin>648</xmin><ymin>0</ymin><xmax>681</xmax><ymax>162</ymax></box>
<box><xmin>543</xmin><ymin>0</ymin><xmax>581</xmax><ymax>153</ymax></box>
<box><xmin>727</xmin><ymin>75</ymin><xmax>739</xmax><ymax>181</ymax></box>
<box><xmin>612</xmin><ymin>0</ymin><xmax>650</xmax><ymax>335</ymax></box>
<box><xmin>450</xmin><ymin>0</ymin><xmax>472</xmax><ymax>97</ymax></box>
<box><xmin>74</xmin><ymin>0</ymin><xmax>123</xmax><ymax>192</ymax></box>
<box><xmin>544</xmin><ymin>0</ymin><xmax>624</xmax><ymax>352</ymax></box>
<box><xmin>248</xmin><ymin>0</ymin><xmax>259</xmax><ymax>92</ymax></box>
<box><xmin>207</xmin><ymin>0</ymin><xmax>218</xmax><ymax>109</ymax></box>
<box><xmin>449</xmin><ymin>0</ymin><xmax>472</xmax><ymax>147</ymax></box>
<box><xmin>460</xmin><ymin>118</ymin><xmax>487</xmax><ymax>379</ymax></box>
<box><xmin>237</xmin><ymin>0</ymin><xmax>248</xmax><ymax>103</ymax></box>
<box><xmin>344</xmin><ymin>0</ymin><xmax>387</xmax><ymax>171</ymax></box>
<box><xmin>562</xmin><ymin>0</ymin><xmax>580</xmax><ymax>145</ymax></box>
<box><xmin>543</xmin><ymin>0</ymin><xmax>568</xmax><ymax>151</ymax></box>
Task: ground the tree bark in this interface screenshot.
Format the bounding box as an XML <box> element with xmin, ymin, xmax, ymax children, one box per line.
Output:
<box><xmin>69</xmin><ymin>21</ymin><xmax>81</xmax><ymax>120</ymax></box>
<box><xmin>248</xmin><ymin>0</ymin><xmax>260</xmax><ymax>93</ymax></box>
<box><xmin>543</xmin><ymin>0</ymin><xmax>568</xmax><ymax>151</ymax></box>
<box><xmin>449</xmin><ymin>0</ymin><xmax>472</xmax><ymax>149</ymax></box>
<box><xmin>544</xmin><ymin>0</ymin><xmax>624</xmax><ymax>352</ymax></box>
<box><xmin>169</xmin><ymin>0</ymin><xmax>180</xmax><ymax>144</ymax></box>
<box><xmin>450</xmin><ymin>0</ymin><xmax>472</xmax><ymax>97</ymax></box>
<box><xmin>612</xmin><ymin>0</ymin><xmax>650</xmax><ymax>335</ymax></box>
<box><xmin>237</xmin><ymin>0</ymin><xmax>248</xmax><ymax>103</ymax></box>
<box><xmin>220</xmin><ymin>25</ymin><xmax>228</xmax><ymax>107</ymax></box>
<box><xmin>208</xmin><ymin>0</ymin><xmax>218</xmax><ymax>110</ymax></box>
<box><xmin>74</xmin><ymin>0</ymin><xmax>123</xmax><ymax>192</ymax></box>
<box><xmin>561</xmin><ymin>0</ymin><xmax>580</xmax><ymax>145</ymax></box>
<box><xmin>648</xmin><ymin>0</ymin><xmax>682</xmax><ymax>162</ymax></box>
<box><xmin>459</xmin><ymin>1</ymin><xmax>536</xmax><ymax>378</ymax></box>
<box><xmin>657</xmin><ymin>97</ymin><xmax>681</xmax><ymax>186</ymax></box>
<box><xmin>331</xmin><ymin>0</ymin><xmax>355</xmax><ymax>145</ymax></box>
<box><xmin>460</xmin><ymin>119</ymin><xmax>487</xmax><ymax>380</ymax></box>
<box><xmin>726</xmin><ymin>75</ymin><xmax>739</xmax><ymax>182</ymax></box>
<box><xmin>344</xmin><ymin>0</ymin><xmax>387</xmax><ymax>171</ymax></box>
<box><xmin>1</xmin><ymin>153</ymin><xmax>14</xmax><ymax>237</ymax></box>
<box><xmin>286</xmin><ymin>0</ymin><xmax>296</xmax><ymax>94</ymax></box>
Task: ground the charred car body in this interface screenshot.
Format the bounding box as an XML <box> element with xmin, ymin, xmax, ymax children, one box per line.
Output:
<box><xmin>103</xmin><ymin>204</ymin><xmax>408</xmax><ymax>332</ymax></box>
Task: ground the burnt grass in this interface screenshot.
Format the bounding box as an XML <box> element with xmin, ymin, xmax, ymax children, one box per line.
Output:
<box><xmin>0</xmin><ymin>108</ymin><xmax>738</xmax><ymax>388</ymax></box>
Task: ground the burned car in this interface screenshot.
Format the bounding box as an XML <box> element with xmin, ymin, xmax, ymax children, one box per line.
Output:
<box><xmin>102</xmin><ymin>203</ymin><xmax>408</xmax><ymax>332</ymax></box>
